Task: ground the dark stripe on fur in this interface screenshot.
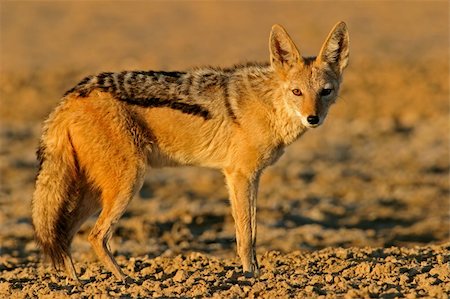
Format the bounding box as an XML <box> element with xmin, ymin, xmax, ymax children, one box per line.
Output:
<box><xmin>35</xmin><ymin>143</ymin><xmax>46</xmax><ymax>178</ymax></box>
<box><xmin>122</xmin><ymin>108</ymin><xmax>155</xmax><ymax>150</ymax></box>
<box><xmin>120</xmin><ymin>97</ymin><xmax>211</xmax><ymax>120</ymax></box>
<box><xmin>183</xmin><ymin>74</ymin><xmax>193</xmax><ymax>96</ymax></box>
<box><xmin>221</xmin><ymin>77</ymin><xmax>238</xmax><ymax>122</ymax></box>
<box><xmin>97</xmin><ymin>72</ymin><xmax>113</xmax><ymax>87</ymax></box>
<box><xmin>63</xmin><ymin>75</ymin><xmax>93</xmax><ymax>97</ymax></box>
<box><xmin>116</xmin><ymin>71</ymin><xmax>128</xmax><ymax>98</ymax></box>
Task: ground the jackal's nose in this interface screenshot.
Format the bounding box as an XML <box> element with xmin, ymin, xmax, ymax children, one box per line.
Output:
<box><xmin>307</xmin><ymin>115</ymin><xmax>319</xmax><ymax>125</ymax></box>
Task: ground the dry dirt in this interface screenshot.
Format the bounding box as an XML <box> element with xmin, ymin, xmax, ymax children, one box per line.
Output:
<box><xmin>0</xmin><ymin>2</ymin><xmax>449</xmax><ymax>298</ymax></box>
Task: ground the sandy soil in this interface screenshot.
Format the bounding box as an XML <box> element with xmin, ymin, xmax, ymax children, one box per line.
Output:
<box><xmin>0</xmin><ymin>2</ymin><xmax>449</xmax><ymax>298</ymax></box>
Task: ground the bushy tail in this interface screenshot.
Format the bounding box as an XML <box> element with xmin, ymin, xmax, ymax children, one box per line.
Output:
<box><xmin>32</xmin><ymin>119</ymin><xmax>79</xmax><ymax>269</ymax></box>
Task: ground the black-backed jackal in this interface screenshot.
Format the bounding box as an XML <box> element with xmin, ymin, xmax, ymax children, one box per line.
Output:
<box><xmin>32</xmin><ymin>22</ymin><xmax>349</xmax><ymax>281</ymax></box>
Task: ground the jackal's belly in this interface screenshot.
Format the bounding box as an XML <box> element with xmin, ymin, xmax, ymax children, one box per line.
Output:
<box><xmin>146</xmin><ymin>140</ymin><xmax>230</xmax><ymax>169</ymax></box>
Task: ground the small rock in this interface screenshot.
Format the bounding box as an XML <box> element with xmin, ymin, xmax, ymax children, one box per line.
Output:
<box><xmin>0</xmin><ymin>282</ymin><xmax>11</xmax><ymax>293</ymax></box>
<box><xmin>252</xmin><ymin>282</ymin><xmax>265</xmax><ymax>293</ymax></box>
<box><xmin>173</xmin><ymin>269</ymin><xmax>187</xmax><ymax>282</ymax></box>
<box><xmin>430</xmin><ymin>265</ymin><xmax>449</xmax><ymax>281</ymax></box>
<box><xmin>243</xmin><ymin>285</ymin><xmax>251</xmax><ymax>294</ymax></box>
<box><xmin>405</xmin><ymin>293</ymin><xmax>417</xmax><ymax>299</ymax></box>
<box><xmin>344</xmin><ymin>289</ymin><xmax>361</xmax><ymax>299</ymax></box>
<box><xmin>229</xmin><ymin>285</ymin><xmax>245</xmax><ymax>297</ymax></box>
<box><xmin>325</xmin><ymin>274</ymin><xmax>333</xmax><ymax>283</ymax></box>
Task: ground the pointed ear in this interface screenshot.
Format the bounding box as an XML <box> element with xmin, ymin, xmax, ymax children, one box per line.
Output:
<box><xmin>270</xmin><ymin>24</ymin><xmax>303</xmax><ymax>74</ymax></box>
<box><xmin>318</xmin><ymin>21</ymin><xmax>350</xmax><ymax>75</ymax></box>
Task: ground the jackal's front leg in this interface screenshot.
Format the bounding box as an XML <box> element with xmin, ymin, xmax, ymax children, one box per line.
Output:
<box><xmin>224</xmin><ymin>169</ymin><xmax>260</xmax><ymax>277</ymax></box>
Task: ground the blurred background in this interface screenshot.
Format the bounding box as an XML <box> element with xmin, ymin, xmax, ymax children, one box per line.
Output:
<box><xmin>0</xmin><ymin>1</ymin><xmax>448</xmax><ymax>259</ymax></box>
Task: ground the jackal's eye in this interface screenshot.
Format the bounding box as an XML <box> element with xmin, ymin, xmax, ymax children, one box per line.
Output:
<box><xmin>292</xmin><ymin>89</ymin><xmax>303</xmax><ymax>96</ymax></box>
<box><xmin>320</xmin><ymin>88</ymin><xmax>333</xmax><ymax>97</ymax></box>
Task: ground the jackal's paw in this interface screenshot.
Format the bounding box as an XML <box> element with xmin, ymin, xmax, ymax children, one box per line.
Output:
<box><xmin>243</xmin><ymin>262</ymin><xmax>260</xmax><ymax>278</ymax></box>
<box><xmin>121</xmin><ymin>276</ymin><xmax>135</xmax><ymax>285</ymax></box>
<box><xmin>65</xmin><ymin>276</ymin><xmax>83</xmax><ymax>287</ymax></box>
<box><xmin>244</xmin><ymin>270</ymin><xmax>258</xmax><ymax>278</ymax></box>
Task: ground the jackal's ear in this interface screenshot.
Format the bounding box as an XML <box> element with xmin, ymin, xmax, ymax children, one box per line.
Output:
<box><xmin>318</xmin><ymin>21</ymin><xmax>349</xmax><ymax>75</ymax></box>
<box><xmin>270</xmin><ymin>24</ymin><xmax>303</xmax><ymax>74</ymax></box>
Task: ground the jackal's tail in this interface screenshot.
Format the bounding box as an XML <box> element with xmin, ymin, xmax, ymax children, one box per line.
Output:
<box><xmin>32</xmin><ymin>117</ymin><xmax>79</xmax><ymax>269</ymax></box>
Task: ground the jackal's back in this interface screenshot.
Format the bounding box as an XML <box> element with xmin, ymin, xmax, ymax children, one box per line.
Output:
<box><xmin>62</xmin><ymin>65</ymin><xmax>266</xmax><ymax>122</ymax></box>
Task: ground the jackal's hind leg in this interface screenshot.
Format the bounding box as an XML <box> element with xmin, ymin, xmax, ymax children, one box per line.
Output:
<box><xmin>88</xmin><ymin>195</ymin><xmax>131</xmax><ymax>281</ymax></box>
<box><xmin>87</xmin><ymin>166</ymin><xmax>145</xmax><ymax>282</ymax></box>
<box><xmin>63</xmin><ymin>253</ymin><xmax>80</xmax><ymax>284</ymax></box>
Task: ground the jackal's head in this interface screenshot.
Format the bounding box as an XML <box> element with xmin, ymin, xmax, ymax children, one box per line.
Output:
<box><xmin>269</xmin><ymin>22</ymin><xmax>349</xmax><ymax>128</ymax></box>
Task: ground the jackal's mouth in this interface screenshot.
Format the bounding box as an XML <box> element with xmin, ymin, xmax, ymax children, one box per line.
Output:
<box><xmin>305</xmin><ymin>123</ymin><xmax>321</xmax><ymax>128</ymax></box>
